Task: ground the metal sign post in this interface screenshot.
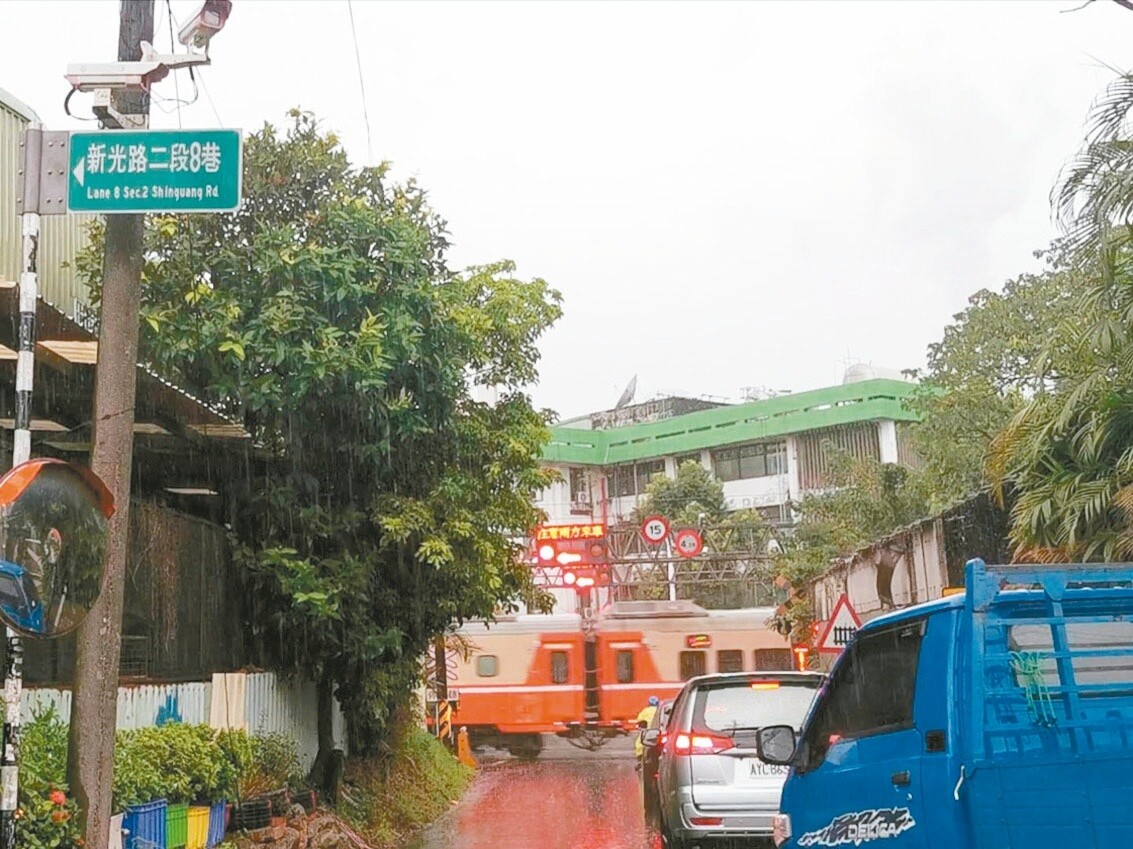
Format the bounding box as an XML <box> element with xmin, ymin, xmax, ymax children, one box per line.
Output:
<box><xmin>1</xmin><ymin>120</ymin><xmax>44</xmax><ymax>849</ymax></box>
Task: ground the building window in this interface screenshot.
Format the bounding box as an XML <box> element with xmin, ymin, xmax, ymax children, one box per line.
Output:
<box><xmin>675</xmin><ymin>452</ymin><xmax>702</xmax><ymax>470</ymax></box>
<box><xmin>616</xmin><ymin>650</ymin><xmax>635</xmax><ymax>683</ymax></box>
<box><xmin>758</xmin><ymin>505</ymin><xmax>789</xmax><ymax>525</ymax></box>
<box><xmin>476</xmin><ymin>655</ymin><xmax>499</xmax><ymax>677</ymax></box>
<box><xmin>796</xmin><ymin>621</ymin><xmax>924</xmax><ymax>773</ymax></box>
<box><xmin>679</xmin><ymin>650</ymin><xmax>707</xmax><ymax>680</ymax></box>
<box><xmin>713</xmin><ymin>441</ymin><xmax>787</xmax><ymax>482</ymax></box>
<box><xmin>608</xmin><ymin>460</ymin><xmax>666</xmax><ymax>498</ymax></box>
<box><xmin>609</xmin><ymin>464</ymin><xmax>635</xmax><ymax>498</ymax></box>
<box><xmin>713</xmin><ymin>447</ymin><xmax>740</xmax><ymax>482</ymax></box>
<box><xmin>569</xmin><ymin>467</ymin><xmax>589</xmax><ymax>505</ymax></box>
<box><xmin>636</xmin><ymin>459</ymin><xmax>665</xmax><ymax>493</ymax></box>
<box><xmin>551</xmin><ymin>650</ymin><xmax>569</xmax><ymax>684</ymax></box>
<box><xmin>754</xmin><ymin>648</ymin><xmax>793</xmax><ymax>671</ymax></box>
<box><xmin>717</xmin><ymin>649</ymin><xmax>744</xmax><ymax>673</ymax></box>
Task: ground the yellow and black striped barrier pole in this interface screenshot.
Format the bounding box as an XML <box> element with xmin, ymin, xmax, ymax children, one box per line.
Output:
<box><xmin>437</xmin><ymin>699</ymin><xmax>453</xmax><ymax>747</ymax></box>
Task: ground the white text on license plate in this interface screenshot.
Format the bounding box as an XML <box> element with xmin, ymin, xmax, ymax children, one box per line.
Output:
<box><xmin>739</xmin><ymin>759</ymin><xmax>788</xmax><ymax>780</ymax></box>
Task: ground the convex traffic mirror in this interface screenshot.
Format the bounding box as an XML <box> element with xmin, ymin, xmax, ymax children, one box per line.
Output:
<box><xmin>0</xmin><ymin>460</ymin><xmax>114</xmax><ymax>638</ymax></box>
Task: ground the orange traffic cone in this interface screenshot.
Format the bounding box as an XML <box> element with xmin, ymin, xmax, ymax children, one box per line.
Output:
<box><xmin>456</xmin><ymin>726</ymin><xmax>477</xmax><ymax>768</ymax></box>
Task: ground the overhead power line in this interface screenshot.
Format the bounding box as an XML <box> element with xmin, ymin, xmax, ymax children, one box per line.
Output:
<box><xmin>346</xmin><ymin>0</ymin><xmax>375</xmax><ymax>164</ymax></box>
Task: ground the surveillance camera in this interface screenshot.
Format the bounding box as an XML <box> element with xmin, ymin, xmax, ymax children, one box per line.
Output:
<box><xmin>178</xmin><ymin>0</ymin><xmax>232</xmax><ymax>48</ymax></box>
<box><xmin>64</xmin><ymin>61</ymin><xmax>168</xmax><ymax>92</ymax></box>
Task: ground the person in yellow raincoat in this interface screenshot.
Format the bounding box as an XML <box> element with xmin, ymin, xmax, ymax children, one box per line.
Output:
<box><xmin>635</xmin><ymin>695</ymin><xmax>660</xmax><ymax>763</ymax></box>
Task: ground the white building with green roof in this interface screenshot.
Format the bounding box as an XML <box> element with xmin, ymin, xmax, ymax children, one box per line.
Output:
<box><xmin>536</xmin><ymin>373</ymin><xmax>921</xmax><ymax>528</ymax></box>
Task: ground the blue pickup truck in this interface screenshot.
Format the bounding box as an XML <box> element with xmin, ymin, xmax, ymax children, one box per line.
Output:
<box><xmin>756</xmin><ymin>558</ymin><xmax>1133</xmax><ymax>848</ymax></box>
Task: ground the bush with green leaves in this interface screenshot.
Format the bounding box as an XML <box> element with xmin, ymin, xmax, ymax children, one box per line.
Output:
<box><xmin>17</xmin><ymin>707</ymin><xmax>81</xmax><ymax>849</ymax></box>
<box><xmin>252</xmin><ymin>732</ymin><xmax>302</xmax><ymax>790</ymax></box>
<box><xmin>113</xmin><ymin>724</ymin><xmax>238</xmax><ymax>808</ymax></box>
<box><xmin>214</xmin><ymin>729</ymin><xmax>303</xmax><ymax>800</ymax></box>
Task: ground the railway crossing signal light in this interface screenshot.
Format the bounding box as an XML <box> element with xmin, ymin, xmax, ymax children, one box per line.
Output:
<box><xmin>531</xmin><ymin>524</ymin><xmax>610</xmax><ymax>590</ymax></box>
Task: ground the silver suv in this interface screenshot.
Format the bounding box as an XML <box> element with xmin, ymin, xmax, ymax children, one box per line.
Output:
<box><xmin>655</xmin><ymin>671</ymin><xmax>824</xmax><ymax>849</ymax></box>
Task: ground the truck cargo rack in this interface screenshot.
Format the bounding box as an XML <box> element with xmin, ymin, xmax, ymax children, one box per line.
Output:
<box><xmin>965</xmin><ymin>558</ymin><xmax>1133</xmax><ymax>767</ymax></box>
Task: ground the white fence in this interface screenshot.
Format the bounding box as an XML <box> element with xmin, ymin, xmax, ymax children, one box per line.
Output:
<box><xmin>21</xmin><ymin>672</ymin><xmax>346</xmax><ymax>772</ymax></box>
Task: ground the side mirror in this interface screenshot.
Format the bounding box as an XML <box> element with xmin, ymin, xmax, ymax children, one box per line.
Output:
<box><xmin>756</xmin><ymin>725</ymin><xmax>797</xmax><ymax>766</ymax></box>
<box><xmin>642</xmin><ymin>728</ymin><xmax>661</xmax><ymax>747</ymax></box>
<box><xmin>637</xmin><ymin>720</ymin><xmax>649</xmax><ymax>729</ymax></box>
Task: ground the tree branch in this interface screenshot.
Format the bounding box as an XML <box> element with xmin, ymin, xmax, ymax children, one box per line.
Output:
<box><xmin>1111</xmin><ymin>0</ymin><xmax>1133</xmax><ymax>11</ymax></box>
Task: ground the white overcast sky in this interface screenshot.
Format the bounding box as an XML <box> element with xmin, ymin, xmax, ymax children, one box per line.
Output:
<box><xmin>2</xmin><ymin>0</ymin><xmax>1132</xmax><ymax>419</ymax></box>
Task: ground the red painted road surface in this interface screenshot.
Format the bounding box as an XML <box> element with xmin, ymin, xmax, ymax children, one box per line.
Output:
<box><xmin>410</xmin><ymin>737</ymin><xmax>651</xmax><ymax>849</ymax></box>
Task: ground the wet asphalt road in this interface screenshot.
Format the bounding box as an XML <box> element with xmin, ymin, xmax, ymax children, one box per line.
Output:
<box><xmin>409</xmin><ymin>736</ymin><xmax>652</xmax><ymax>849</ymax></box>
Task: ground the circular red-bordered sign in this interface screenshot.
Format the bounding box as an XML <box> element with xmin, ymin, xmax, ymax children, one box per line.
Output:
<box><xmin>640</xmin><ymin>515</ymin><xmax>670</xmax><ymax>544</ymax></box>
<box><xmin>674</xmin><ymin>528</ymin><xmax>703</xmax><ymax>558</ymax></box>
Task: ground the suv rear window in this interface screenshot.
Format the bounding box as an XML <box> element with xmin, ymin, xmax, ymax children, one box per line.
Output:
<box><xmin>694</xmin><ymin>679</ymin><xmax>820</xmax><ymax>733</ymax></box>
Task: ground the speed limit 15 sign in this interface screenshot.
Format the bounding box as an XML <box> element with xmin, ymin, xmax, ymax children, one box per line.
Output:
<box><xmin>641</xmin><ymin>515</ymin><xmax>670</xmax><ymax>544</ymax></box>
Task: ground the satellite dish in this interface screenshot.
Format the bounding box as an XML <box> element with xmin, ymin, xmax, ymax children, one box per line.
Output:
<box><xmin>614</xmin><ymin>375</ymin><xmax>637</xmax><ymax>410</ymax></box>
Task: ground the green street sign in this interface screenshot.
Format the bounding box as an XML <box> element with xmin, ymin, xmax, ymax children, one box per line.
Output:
<box><xmin>68</xmin><ymin>129</ymin><xmax>242</xmax><ymax>214</ymax></box>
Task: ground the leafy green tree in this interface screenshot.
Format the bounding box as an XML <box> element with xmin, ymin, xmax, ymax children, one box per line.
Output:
<box><xmin>772</xmin><ymin>451</ymin><xmax>931</xmax><ymax>641</ymax></box>
<box><xmin>985</xmin><ymin>72</ymin><xmax>1133</xmax><ymax>562</ymax></box>
<box><xmin>76</xmin><ymin>111</ymin><xmax>561</xmax><ymax>775</ymax></box>
<box><xmin>631</xmin><ymin>460</ymin><xmax>729</xmax><ymax>527</ymax></box>
<box><xmin>985</xmin><ymin>247</ymin><xmax>1133</xmax><ymax>561</ymax></box>
<box><xmin>1053</xmin><ymin>71</ymin><xmax>1133</xmax><ymax>283</ymax></box>
<box><xmin>907</xmin><ymin>244</ymin><xmax>1080</xmax><ymax>510</ymax></box>
<box><xmin>630</xmin><ymin>461</ymin><xmax>773</xmax><ymax>608</ymax></box>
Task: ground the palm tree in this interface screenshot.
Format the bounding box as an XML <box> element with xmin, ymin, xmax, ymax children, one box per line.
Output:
<box><xmin>1054</xmin><ymin>71</ymin><xmax>1133</xmax><ymax>282</ymax></box>
<box><xmin>987</xmin><ymin>70</ymin><xmax>1133</xmax><ymax>560</ymax></box>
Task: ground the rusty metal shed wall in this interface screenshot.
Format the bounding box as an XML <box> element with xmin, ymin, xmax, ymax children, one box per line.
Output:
<box><xmin>0</xmin><ymin>87</ymin><xmax>97</xmax><ymax>316</ymax></box>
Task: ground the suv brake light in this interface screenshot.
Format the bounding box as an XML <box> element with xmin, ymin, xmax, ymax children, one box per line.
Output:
<box><xmin>672</xmin><ymin>732</ymin><xmax>735</xmax><ymax>755</ymax></box>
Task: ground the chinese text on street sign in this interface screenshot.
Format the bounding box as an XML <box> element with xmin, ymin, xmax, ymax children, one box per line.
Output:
<box><xmin>68</xmin><ymin>129</ymin><xmax>242</xmax><ymax>214</ymax></box>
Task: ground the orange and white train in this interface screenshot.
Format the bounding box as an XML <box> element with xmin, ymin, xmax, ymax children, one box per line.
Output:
<box><xmin>445</xmin><ymin>600</ymin><xmax>796</xmax><ymax>757</ymax></box>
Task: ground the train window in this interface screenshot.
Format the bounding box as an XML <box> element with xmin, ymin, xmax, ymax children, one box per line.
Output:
<box><xmin>616</xmin><ymin>650</ymin><xmax>635</xmax><ymax>683</ymax></box>
<box><xmin>754</xmin><ymin>648</ymin><xmax>793</xmax><ymax>671</ymax></box>
<box><xmin>679</xmin><ymin>650</ymin><xmax>707</xmax><ymax>680</ymax></box>
<box><xmin>551</xmin><ymin>650</ymin><xmax>569</xmax><ymax>684</ymax></box>
<box><xmin>476</xmin><ymin>655</ymin><xmax>499</xmax><ymax>677</ymax></box>
<box><xmin>717</xmin><ymin>649</ymin><xmax>744</xmax><ymax>673</ymax></box>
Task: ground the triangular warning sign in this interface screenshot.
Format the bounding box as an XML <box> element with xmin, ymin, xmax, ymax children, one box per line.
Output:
<box><xmin>816</xmin><ymin>593</ymin><xmax>862</xmax><ymax>654</ymax></box>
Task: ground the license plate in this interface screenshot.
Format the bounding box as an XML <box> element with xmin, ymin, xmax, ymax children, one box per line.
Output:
<box><xmin>737</xmin><ymin>758</ymin><xmax>788</xmax><ymax>781</ymax></box>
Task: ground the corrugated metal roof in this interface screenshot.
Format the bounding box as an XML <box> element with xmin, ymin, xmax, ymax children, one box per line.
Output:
<box><xmin>0</xmin><ymin>87</ymin><xmax>41</xmax><ymax>123</ymax></box>
<box><xmin>0</xmin><ymin>88</ymin><xmax>96</xmax><ymax>314</ymax></box>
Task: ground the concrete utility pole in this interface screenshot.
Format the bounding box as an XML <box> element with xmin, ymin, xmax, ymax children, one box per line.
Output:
<box><xmin>67</xmin><ymin>2</ymin><xmax>153</xmax><ymax>846</ymax></box>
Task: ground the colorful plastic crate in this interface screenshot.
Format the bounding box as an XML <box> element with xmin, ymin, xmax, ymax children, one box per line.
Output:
<box><xmin>206</xmin><ymin>800</ymin><xmax>226</xmax><ymax>848</ymax></box>
<box><xmin>123</xmin><ymin>799</ymin><xmax>167</xmax><ymax>849</ymax></box>
<box><xmin>186</xmin><ymin>807</ymin><xmax>209</xmax><ymax>849</ymax></box>
<box><xmin>166</xmin><ymin>803</ymin><xmax>188</xmax><ymax>849</ymax></box>
<box><xmin>232</xmin><ymin>799</ymin><xmax>270</xmax><ymax>832</ymax></box>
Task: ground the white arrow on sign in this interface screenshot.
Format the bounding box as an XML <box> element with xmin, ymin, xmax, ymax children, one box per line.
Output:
<box><xmin>72</xmin><ymin>158</ymin><xmax>85</xmax><ymax>187</ymax></box>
